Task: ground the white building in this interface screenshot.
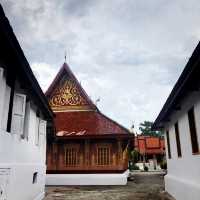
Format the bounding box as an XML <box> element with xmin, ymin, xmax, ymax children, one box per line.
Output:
<box><xmin>153</xmin><ymin>42</ymin><xmax>200</xmax><ymax>200</ymax></box>
<box><xmin>0</xmin><ymin>5</ymin><xmax>53</xmax><ymax>200</ymax></box>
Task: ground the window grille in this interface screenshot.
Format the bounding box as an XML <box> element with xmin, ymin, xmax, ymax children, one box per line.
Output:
<box><xmin>97</xmin><ymin>147</ymin><xmax>110</xmax><ymax>165</ymax></box>
<box><xmin>65</xmin><ymin>147</ymin><xmax>79</xmax><ymax>166</ymax></box>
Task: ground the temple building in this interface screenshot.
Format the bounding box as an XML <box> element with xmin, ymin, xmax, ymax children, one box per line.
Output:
<box><xmin>134</xmin><ymin>136</ymin><xmax>165</xmax><ymax>170</ymax></box>
<box><xmin>45</xmin><ymin>62</ymin><xmax>133</xmax><ymax>185</ymax></box>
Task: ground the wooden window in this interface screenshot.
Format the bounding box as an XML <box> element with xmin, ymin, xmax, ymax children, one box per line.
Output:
<box><xmin>52</xmin><ymin>143</ymin><xmax>57</xmax><ymax>164</ymax></box>
<box><xmin>175</xmin><ymin>122</ymin><xmax>182</xmax><ymax>157</ymax></box>
<box><xmin>38</xmin><ymin>119</ymin><xmax>47</xmax><ymax>146</ymax></box>
<box><xmin>6</xmin><ymin>83</ymin><xmax>15</xmax><ymax>133</ymax></box>
<box><xmin>35</xmin><ymin>117</ymin><xmax>40</xmax><ymax>145</ymax></box>
<box><xmin>0</xmin><ymin>68</ymin><xmax>6</xmax><ymax>129</ymax></box>
<box><xmin>35</xmin><ymin>117</ymin><xmax>46</xmax><ymax>146</ymax></box>
<box><xmin>22</xmin><ymin>101</ymin><xmax>30</xmax><ymax>140</ymax></box>
<box><xmin>11</xmin><ymin>93</ymin><xmax>26</xmax><ymax>135</ymax></box>
<box><xmin>1</xmin><ymin>84</ymin><xmax>11</xmax><ymax>131</ymax></box>
<box><xmin>34</xmin><ymin>117</ymin><xmax>47</xmax><ymax>146</ymax></box>
<box><xmin>65</xmin><ymin>147</ymin><xmax>79</xmax><ymax>166</ymax></box>
<box><xmin>97</xmin><ymin>147</ymin><xmax>110</xmax><ymax>165</ymax></box>
<box><xmin>35</xmin><ymin>110</ymin><xmax>41</xmax><ymax>145</ymax></box>
<box><xmin>188</xmin><ymin>107</ymin><xmax>199</xmax><ymax>154</ymax></box>
<box><xmin>166</xmin><ymin>130</ymin><xmax>171</xmax><ymax>159</ymax></box>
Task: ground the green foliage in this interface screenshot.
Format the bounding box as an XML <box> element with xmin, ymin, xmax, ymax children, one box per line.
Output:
<box><xmin>132</xmin><ymin>165</ymin><xmax>140</xmax><ymax>170</ymax></box>
<box><xmin>128</xmin><ymin>149</ymin><xmax>140</xmax><ymax>163</ymax></box>
<box><xmin>144</xmin><ymin>165</ymin><xmax>149</xmax><ymax>171</ymax></box>
<box><xmin>160</xmin><ymin>160</ymin><xmax>167</xmax><ymax>170</ymax></box>
<box><xmin>139</xmin><ymin>121</ymin><xmax>163</xmax><ymax>137</ymax></box>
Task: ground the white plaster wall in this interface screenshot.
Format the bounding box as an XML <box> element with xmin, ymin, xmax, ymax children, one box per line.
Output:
<box><xmin>0</xmin><ymin>105</ymin><xmax>46</xmax><ymax>200</ymax></box>
<box><xmin>164</xmin><ymin>92</ymin><xmax>200</xmax><ymax>200</ymax></box>
<box><xmin>46</xmin><ymin>170</ymin><xmax>129</xmax><ymax>186</ymax></box>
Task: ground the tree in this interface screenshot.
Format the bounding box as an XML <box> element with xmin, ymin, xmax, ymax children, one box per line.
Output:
<box><xmin>128</xmin><ymin>149</ymin><xmax>139</xmax><ymax>164</ymax></box>
<box><xmin>139</xmin><ymin>121</ymin><xmax>163</xmax><ymax>137</ymax></box>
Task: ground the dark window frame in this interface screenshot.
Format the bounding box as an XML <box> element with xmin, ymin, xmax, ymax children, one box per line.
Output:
<box><xmin>188</xmin><ymin>107</ymin><xmax>199</xmax><ymax>154</ymax></box>
<box><xmin>6</xmin><ymin>75</ymin><xmax>16</xmax><ymax>133</ymax></box>
<box><xmin>166</xmin><ymin>130</ymin><xmax>171</xmax><ymax>159</ymax></box>
<box><xmin>32</xmin><ymin>172</ymin><xmax>38</xmax><ymax>184</ymax></box>
<box><xmin>174</xmin><ymin>122</ymin><xmax>182</xmax><ymax>158</ymax></box>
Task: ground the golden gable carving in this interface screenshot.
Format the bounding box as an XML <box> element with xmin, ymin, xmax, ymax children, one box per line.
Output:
<box><xmin>49</xmin><ymin>77</ymin><xmax>89</xmax><ymax>110</ymax></box>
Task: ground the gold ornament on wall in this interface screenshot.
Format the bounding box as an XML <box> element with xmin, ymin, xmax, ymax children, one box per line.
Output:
<box><xmin>49</xmin><ymin>76</ymin><xmax>90</xmax><ymax>110</ymax></box>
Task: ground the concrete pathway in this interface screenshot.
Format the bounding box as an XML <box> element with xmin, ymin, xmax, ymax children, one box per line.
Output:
<box><xmin>44</xmin><ymin>173</ymin><xmax>174</xmax><ymax>200</ymax></box>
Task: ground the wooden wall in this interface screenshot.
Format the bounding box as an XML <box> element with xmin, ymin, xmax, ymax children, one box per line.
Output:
<box><xmin>47</xmin><ymin>138</ymin><xmax>129</xmax><ymax>173</ymax></box>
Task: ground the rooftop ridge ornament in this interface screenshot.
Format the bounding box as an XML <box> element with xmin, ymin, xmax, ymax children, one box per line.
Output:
<box><xmin>64</xmin><ymin>51</ymin><xmax>67</xmax><ymax>63</ymax></box>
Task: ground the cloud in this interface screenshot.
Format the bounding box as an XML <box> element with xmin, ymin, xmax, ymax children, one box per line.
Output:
<box><xmin>1</xmin><ymin>0</ymin><xmax>200</xmax><ymax>131</ymax></box>
<box><xmin>31</xmin><ymin>62</ymin><xmax>57</xmax><ymax>91</ymax></box>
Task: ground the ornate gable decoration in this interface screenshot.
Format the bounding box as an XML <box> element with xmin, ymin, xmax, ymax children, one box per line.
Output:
<box><xmin>49</xmin><ymin>74</ymin><xmax>92</xmax><ymax>111</ymax></box>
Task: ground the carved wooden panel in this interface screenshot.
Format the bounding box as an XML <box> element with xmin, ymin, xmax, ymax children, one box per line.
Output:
<box><xmin>49</xmin><ymin>75</ymin><xmax>91</xmax><ymax>111</ymax></box>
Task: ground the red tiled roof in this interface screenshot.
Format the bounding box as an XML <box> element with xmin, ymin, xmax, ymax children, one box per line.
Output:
<box><xmin>46</xmin><ymin>62</ymin><xmax>131</xmax><ymax>138</ymax></box>
<box><xmin>54</xmin><ymin>111</ymin><xmax>130</xmax><ymax>137</ymax></box>
<box><xmin>134</xmin><ymin>136</ymin><xmax>165</xmax><ymax>155</ymax></box>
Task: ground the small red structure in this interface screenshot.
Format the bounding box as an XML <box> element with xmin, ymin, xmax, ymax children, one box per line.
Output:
<box><xmin>134</xmin><ymin>135</ymin><xmax>165</xmax><ymax>163</ymax></box>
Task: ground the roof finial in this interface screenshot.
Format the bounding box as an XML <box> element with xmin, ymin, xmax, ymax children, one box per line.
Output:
<box><xmin>64</xmin><ymin>50</ymin><xmax>67</xmax><ymax>63</ymax></box>
<box><xmin>95</xmin><ymin>97</ymin><xmax>100</xmax><ymax>106</ymax></box>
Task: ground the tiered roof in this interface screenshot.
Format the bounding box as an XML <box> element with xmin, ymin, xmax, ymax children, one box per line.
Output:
<box><xmin>46</xmin><ymin>63</ymin><xmax>131</xmax><ymax>138</ymax></box>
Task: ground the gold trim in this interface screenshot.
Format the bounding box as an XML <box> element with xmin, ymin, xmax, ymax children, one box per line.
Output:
<box><xmin>53</xmin><ymin>109</ymin><xmax>95</xmax><ymax>113</ymax></box>
<box><xmin>51</xmin><ymin>105</ymin><xmax>92</xmax><ymax>111</ymax></box>
<box><xmin>49</xmin><ymin>77</ymin><xmax>89</xmax><ymax>108</ymax></box>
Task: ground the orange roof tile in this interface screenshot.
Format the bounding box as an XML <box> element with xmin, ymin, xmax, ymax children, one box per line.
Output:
<box><xmin>134</xmin><ymin>136</ymin><xmax>165</xmax><ymax>155</ymax></box>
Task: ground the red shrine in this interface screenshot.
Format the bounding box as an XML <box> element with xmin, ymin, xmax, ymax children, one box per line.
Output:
<box><xmin>134</xmin><ymin>135</ymin><xmax>165</xmax><ymax>164</ymax></box>
<box><xmin>45</xmin><ymin>63</ymin><xmax>133</xmax><ymax>185</ymax></box>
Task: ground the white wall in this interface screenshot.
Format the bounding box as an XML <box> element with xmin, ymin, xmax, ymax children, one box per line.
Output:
<box><xmin>46</xmin><ymin>170</ymin><xmax>129</xmax><ymax>186</ymax></box>
<box><xmin>164</xmin><ymin>92</ymin><xmax>200</xmax><ymax>200</ymax></box>
<box><xmin>0</xmin><ymin>69</ymin><xmax>47</xmax><ymax>200</ymax></box>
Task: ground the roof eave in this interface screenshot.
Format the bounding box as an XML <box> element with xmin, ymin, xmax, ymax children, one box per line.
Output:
<box><xmin>0</xmin><ymin>4</ymin><xmax>54</xmax><ymax>119</ymax></box>
<box><xmin>55</xmin><ymin>133</ymin><xmax>134</xmax><ymax>140</ymax></box>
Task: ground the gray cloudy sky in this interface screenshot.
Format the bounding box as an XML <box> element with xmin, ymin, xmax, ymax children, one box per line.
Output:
<box><xmin>1</xmin><ymin>0</ymin><xmax>200</xmax><ymax>131</ymax></box>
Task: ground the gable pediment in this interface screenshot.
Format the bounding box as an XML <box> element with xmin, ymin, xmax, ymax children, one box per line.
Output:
<box><xmin>47</xmin><ymin>63</ymin><xmax>96</xmax><ymax>112</ymax></box>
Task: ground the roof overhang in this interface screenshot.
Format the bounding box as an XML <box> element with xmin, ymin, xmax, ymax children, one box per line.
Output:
<box><xmin>0</xmin><ymin>4</ymin><xmax>54</xmax><ymax>120</ymax></box>
<box><xmin>55</xmin><ymin>133</ymin><xmax>134</xmax><ymax>140</ymax></box>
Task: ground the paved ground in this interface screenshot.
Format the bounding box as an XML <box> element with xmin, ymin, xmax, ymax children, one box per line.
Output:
<box><xmin>44</xmin><ymin>173</ymin><xmax>174</xmax><ymax>200</ymax></box>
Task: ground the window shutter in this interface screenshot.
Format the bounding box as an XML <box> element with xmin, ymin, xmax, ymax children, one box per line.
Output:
<box><xmin>39</xmin><ymin>120</ymin><xmax>46</xmax><ymax>136</ymax></box>
<box><xmin>0</xmin><ymin>68</ymin><xmax>4</xmax><ymax>128</ymax></box>
<box><xmin>0</xmin><ymin>68</ymin><xmax>9</xmax><ymax>131</ymax></box>
<box><xmin>0</xmin><ymin>67</ymin><xmax>3</xmax><ymax>78</ymax></box>
<box><xmin>22</xmin><ymin>102</ymin><xmax>31</xmax><ymax>140</ymax></box>
<box><xmin>11</xmin><ymin>93</ymin><xmax>26</xmax><ymax>135</ymax></box>
<box><xmin>39</xmin><ymin>119</ymin><xmax>47</xmax><ymax>146</ymax></box>
<box><xmin>35</xmin><ymin>117</ymin><xmax>39</xmax><ymax>145</ymax></box>
<box><xmin>1</xmin><ymin>86</ymin><xmax>11</xmax><ymax>131</ymax></box>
